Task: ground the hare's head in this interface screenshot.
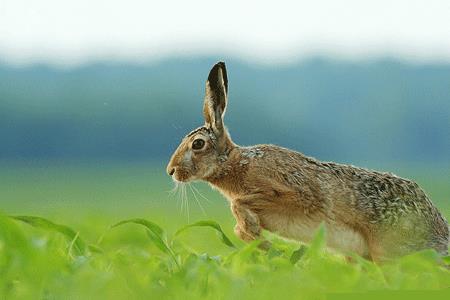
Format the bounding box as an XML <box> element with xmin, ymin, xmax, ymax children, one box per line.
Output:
<box><xmin>166</xmin><ymin>62</ymin><xmax>234</xmax><ymax>182</ymax></box>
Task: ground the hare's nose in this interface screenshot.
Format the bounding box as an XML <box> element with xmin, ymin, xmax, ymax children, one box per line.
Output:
<box><xmin>168</xmin><ymin>168</ymin><xmax>175</xmax><ymax>176</ymax></box>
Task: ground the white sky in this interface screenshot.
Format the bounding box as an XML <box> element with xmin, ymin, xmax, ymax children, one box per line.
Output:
<box><xmin>1</xmin><ymin>0</ymin><xmax>450</xmax><ymax>66</ymax></box>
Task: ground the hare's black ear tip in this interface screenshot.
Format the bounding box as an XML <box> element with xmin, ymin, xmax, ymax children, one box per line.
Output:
<box><xmin>209</xmin><ymin>61</ymin><xmax>226</xmax><ymax>75</ymax></box>
<box><xmin>207</xmin><ymin>61</ymin><xmax>228</xmax><ymax>93</ymax></box>
<box><xmin>208</xmin><ymin>61</ymin><xmax>226</xmax><ymax>80</ymax></box>
<box><xmin>217</xmin><ymin>61</ymin><xmax>226</xmax><ymax>69</ymax></box>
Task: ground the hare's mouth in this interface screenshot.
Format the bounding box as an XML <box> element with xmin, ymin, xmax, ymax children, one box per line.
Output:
<box><xmin>172</xmin><ymin>169</ymin><xmax>193</xmax><ymax>183</ymax></box>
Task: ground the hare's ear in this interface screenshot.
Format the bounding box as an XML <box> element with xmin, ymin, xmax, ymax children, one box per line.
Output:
<box><xmin>203</xmin><ymin>62</ymin><xmax>228</xmax><ymax>135</ymax></box>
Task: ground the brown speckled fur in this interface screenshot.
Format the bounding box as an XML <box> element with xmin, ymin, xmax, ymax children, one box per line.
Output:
<box><xmin>167</xmin><ymin>62</ymin><xmax>449</xmax><ymax>261</ymax></box>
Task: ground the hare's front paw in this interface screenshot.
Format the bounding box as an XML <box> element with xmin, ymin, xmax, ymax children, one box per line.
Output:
<box><xmin>234</xmin><ymin>224</ymin><xmax>272</xmax><ymax>250</ymax></box>
<box><xmin>234</xmin><ymin>224</ymin><xmax>255</xmax><ymax>241</ymax></box>
<box><xmin>258</xmin><ymin>240</ymin><xmax>272</xmax><ymax>250</ymax></box>
<box><xmin>232</xmin><ymin>203</ymin><xmax>261</xmax><ymax>240</ymax></box>
<box><xmin>232</xmin><ymin>197</ymin><xmax>271</xmax><ymax>249</ymax></box>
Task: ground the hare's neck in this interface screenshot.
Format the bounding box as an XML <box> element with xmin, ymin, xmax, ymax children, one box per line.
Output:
<box><xmin>204</xmin><ymin>146</ymin><xmax>246</xmax><ymax>200</ymax></box>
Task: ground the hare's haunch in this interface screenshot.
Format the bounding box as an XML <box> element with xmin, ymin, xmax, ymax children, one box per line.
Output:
<box><xmin>166</xmin><ymin>62</ymin><xmax>449</xmax><ymax>261</ymax></box>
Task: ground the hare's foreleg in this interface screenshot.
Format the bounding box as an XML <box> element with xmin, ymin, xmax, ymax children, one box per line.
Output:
<box><xmin>231</xmin><ymin>196</ymin><xmax>272</xmax><ymax>249</ymax></box>
<box><xmin>231</xmin><ymin>201</ymin><xmax>261</xmax><ymax>241</ymax></box>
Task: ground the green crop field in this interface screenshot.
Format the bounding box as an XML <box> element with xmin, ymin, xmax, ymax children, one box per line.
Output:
<box><xmin>1</xmin><ymin>161</ymin><xmax>449</xmax><ymax>299</ymax></box>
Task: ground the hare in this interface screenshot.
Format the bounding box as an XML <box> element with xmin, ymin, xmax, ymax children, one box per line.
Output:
<box><xmin>166</xmin><ymin>62</ymin><xmax>449</xmax><ymax>261</ymax></box>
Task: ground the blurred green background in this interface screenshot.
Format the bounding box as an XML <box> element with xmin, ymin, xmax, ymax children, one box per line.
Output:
<box><xmin>0</xmin><ymin>57</ymin><xmax>449</xmax><ymax>224</ymax></box>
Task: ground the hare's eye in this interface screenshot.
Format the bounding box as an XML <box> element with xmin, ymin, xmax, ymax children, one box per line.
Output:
<box><xmin>192</xmin><ymin>139</ymin><xmax>205</xmax><ymax>150</ymax></box>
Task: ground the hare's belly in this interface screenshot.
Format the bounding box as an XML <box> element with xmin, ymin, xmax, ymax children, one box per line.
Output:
<box><xmin>261</xmin><ymin>214</ymin><xmax>369</xmax><ymax>256</ymax></box>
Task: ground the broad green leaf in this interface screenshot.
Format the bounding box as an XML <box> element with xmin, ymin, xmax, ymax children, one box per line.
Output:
<box><xmin>112</xmin><ymin>218</ymin><xmax>164</xmax><ymax>236</ymax></box>
<box><xmin>304</xmin><ymin>223</ymin><xmax>326</xmax><ymax>259</ymax></box>
<box><xmin>0</xmin><ymin>213</ymin><xmax>30</xmax><ymax>256</ymax></box>
<box><xmin>111</xmin><ymin>218</ymin><xmax>179</xmax><ymax>267</ymax></box>
<box><xmin>88</xmin><ymin>244</ymin><xmax>104</xmax><ymax>254</ymax></box>
<box><xmin>10</xmin><ymin>215</ymin><xmax>87</xmax><ymax>256</ymax></box>
<box><xmin>267</xmin><ymin>247</ymin><xmax>284</xmax><ymax>259</ymax></box>
<box><xmin>174</xmin><ymin>220</ymin><xmax>236</xmax><ymax>248</ymax></box>
<box><xmin>290</xmin><ymin>245</ymin><xmax>307</xmax><ymax>264</ymax></box>
<box><xmin>225</xmin><ymin>240</ymin><xmax>260</xmax><ymax>267</ymax></box>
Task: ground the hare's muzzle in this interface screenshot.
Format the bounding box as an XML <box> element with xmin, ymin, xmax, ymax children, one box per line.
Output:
<box><xmin>166</xmin><ymin>161</ymin><xmax>176</xmax><ymax>176</ymax></box>
<box><xmin>167</xmin><ymin>152</ymin><xmax>182</xmax><ymax>179</ymax></box>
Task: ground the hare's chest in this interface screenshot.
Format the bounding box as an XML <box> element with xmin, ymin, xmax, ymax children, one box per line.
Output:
<box><xmin>261</xmin><ymin>213</ymin><xmax>369</xmax><ymax>256</ymax></box>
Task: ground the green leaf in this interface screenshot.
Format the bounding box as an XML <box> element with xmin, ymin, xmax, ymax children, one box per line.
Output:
<box><xmin>0</xmin><ymin>213</ymin><xmax>29</xmax><ymax>253</ymax></box>
<box><xmin>10</xmin><ymin>215</ymin><xmax>87</xmax><ymax>256</ymax></box>
<box><xmin>174</xmin><ymin>220</ymin><xmax>236</xmax><ymax>248</ymax></box>
<box><xmin>290</xmin><ymin>245</ymin><xmax>307</xmax><ymax>264</ymax></box>
<box><xmin>304</xmin><ymin>223</ymin><xmax>326</xmax><ymax>258</ymax></box>
<box><xmin>88</xmin><ymin>244</ymin><xmax>104</xmax><ymax>254</ymax></box>
<box><xmin>111</xmin><ymin>218</ymin><xmax>179</xmax><ymax>268</ymax></box>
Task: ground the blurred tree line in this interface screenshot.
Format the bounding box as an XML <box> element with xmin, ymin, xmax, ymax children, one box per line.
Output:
<box><xmin>0</xmin><ymin>58</ymin><xmax>449</xmax><ymax>164</ymax></box>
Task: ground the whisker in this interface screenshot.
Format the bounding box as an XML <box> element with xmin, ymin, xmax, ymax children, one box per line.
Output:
<box><xmin>167</xmin><ymin>181</ymin><xmax>179</xmax><ymax>195</ymax></box>
<box><xmin>174</xmin><ymin>182</ymin><xmax>183</xmax><ymax>214</ymax></box>
<box><xmin>167</xmin><ymin>181</ymin><xmax>179</xmax><ymax>209</ymax></box>
<box><xmin>181</xmin><ymin>183</ymin><xmax>186</xmax><ymax>215</ymax></box>
<box><xmin>182</xmin><ymin>184</ymin><xmax>190</xmax><ymax>222</ymax></box>
<box><xmin>191</xmin><ymin>184</ymin><xmax>212</xmax><ymax>204</ymax></box>
<box><xmin>180</xmin><ymin>183</ymin><xmax>184</xmax><ymax>214</ymax></box>
<box><xmin>188</xmin><ymin>183</ymin><xmax>207</xmax><ymax>216</ymax></box>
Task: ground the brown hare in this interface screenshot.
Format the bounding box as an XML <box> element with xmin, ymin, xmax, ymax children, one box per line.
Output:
<box><xmin>166</xmin><ymin>62</ymin><xmax>449</xmax><ymax>261</ymax></box>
